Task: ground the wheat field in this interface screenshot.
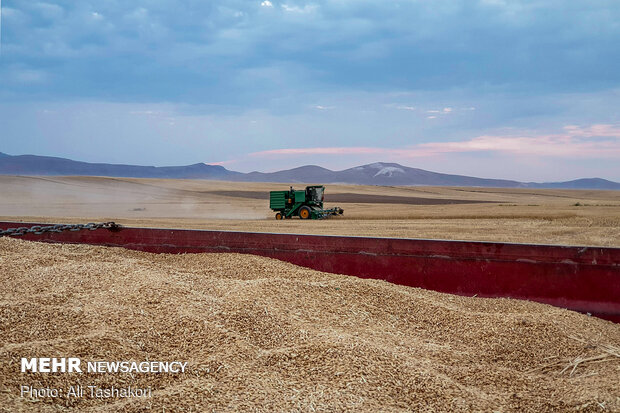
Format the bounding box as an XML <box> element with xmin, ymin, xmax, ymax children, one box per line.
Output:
<box><xmin>0</xmin><ymin>175</ymin><xmax>619</xmax><ymax>246</ymax></box>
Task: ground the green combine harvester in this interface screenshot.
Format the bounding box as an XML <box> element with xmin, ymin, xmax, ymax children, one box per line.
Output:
<box><xmin>269</xmin><ymin>185</ymin><xmax>344</xmax><ymax>220</ymax></box>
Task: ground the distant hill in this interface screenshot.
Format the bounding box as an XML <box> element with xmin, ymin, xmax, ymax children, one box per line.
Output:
<box><xmin>527</xmin><ymin>178</ymin><xmax>620</xmax><ymax>190</ymax></box>
<box><xmin>234</xmin><ymin>162</ymin><xmax>523</xmax><ymax>187</ymax></box>
<box><xmin>0</xmin><ymin>152</ymin><xmax>618</xmax><ymax>189</ymax></box>
<box><xmin>0</xmin><ymin>152</ymin><xmax>237</xmax><ymax>179</ymax></box>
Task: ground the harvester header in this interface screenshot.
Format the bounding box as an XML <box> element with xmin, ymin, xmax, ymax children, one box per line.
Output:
<box><xmin>269</xmin><ymin>185</ymin><xmax>344</xmax><ymax>220</ymax></box>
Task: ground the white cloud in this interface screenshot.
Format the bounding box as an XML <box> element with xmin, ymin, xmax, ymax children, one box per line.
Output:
<box><xmin>260</xmin><ymin>1</ymin><xmax>273</xmax><ymax>7</ymax></box>
<box><xmin>563</xmin><ymin>124</ymin><xmax>620</xmax><ymax>138</ymax></box>
<box><xmin>480</xmin><ymin>0</ymin><xmax>508</xmax><ymax>6</ymax></box>
<box><xmin>282</xmin><ymin>4</ymin><xmax>318</xmax><ymax>13</ymax></box>
<box><xmin>424</xmin><ymin>107</ymin><xmax>459</xmax><ymax>116</ymax></box>
<box><xmin>129</xmin><ymin>110</ymin><xmax>161</xmax><ymax>115</ymax></box>
<box><xmin>34</xmin><ymin>3</ymin><xmax>65</xmax><ymax>19</ymax></box>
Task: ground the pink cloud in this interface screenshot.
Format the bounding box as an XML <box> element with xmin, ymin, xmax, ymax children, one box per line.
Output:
<box><xmin>249</xmin><ymin>147</ymin><xmax>386</xmax><ymax>156</ymax></box>
<box><xmin>208</xmin><ymin>160</ymin><xmax>237</xmax><ymax>166</ymax></box>
<box><xmin>247</xmin><ymin>123</ymin><xmax>620</xmax><ymax>160</ymax></box>
<box><xmin>563</xmin><ymin>124</ymin><xmax>620</xmax><ymax>137</ymax></box>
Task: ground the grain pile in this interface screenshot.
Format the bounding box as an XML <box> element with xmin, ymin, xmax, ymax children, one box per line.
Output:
<box><xmin>0</xmin><ymin>238</ymin><xmax>619</xmax><ymax>412</ymax></box>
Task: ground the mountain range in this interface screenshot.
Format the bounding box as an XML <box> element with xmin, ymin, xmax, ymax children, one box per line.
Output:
<box><xmin>0</xmin><ymin>152</ymin><xmax>618</xmax><ymax>190</ymax></box>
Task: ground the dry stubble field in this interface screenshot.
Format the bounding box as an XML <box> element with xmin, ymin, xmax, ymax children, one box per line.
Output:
<box><xmin>0</xmin><ymin>175</ymin><xmax>619</xmax><ymax>246</ymax></box>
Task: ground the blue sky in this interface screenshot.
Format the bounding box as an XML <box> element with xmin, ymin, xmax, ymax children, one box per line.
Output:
<box><xmin>1</xmin><ymin>0</ymin><xmax>619</xmax><ymax>181</ymax></box>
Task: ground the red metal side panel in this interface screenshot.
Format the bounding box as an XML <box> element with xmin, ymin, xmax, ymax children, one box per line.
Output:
<box><xmin>1</xmin><ymin>222</ymin><xmax>619</xmax><ymax>322</ymax></box>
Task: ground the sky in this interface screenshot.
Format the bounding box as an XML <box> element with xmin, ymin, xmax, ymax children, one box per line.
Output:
<box><xmin>1</xmin><ymin>0</ymin><xmax>619</xmax><ymax>181</ymax></box>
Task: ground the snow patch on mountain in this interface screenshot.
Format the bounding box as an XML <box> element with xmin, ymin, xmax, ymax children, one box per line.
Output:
<box><xmin>373</xmin><ymin>166</ymin><xmax>405</xmax><ymax>177</ymax></box>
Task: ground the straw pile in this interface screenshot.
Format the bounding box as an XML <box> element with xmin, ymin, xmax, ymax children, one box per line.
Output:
<box><xmin>0</xmin><ymin>237</ymin><xmax>618</xmax><ymax>412</ymax></box>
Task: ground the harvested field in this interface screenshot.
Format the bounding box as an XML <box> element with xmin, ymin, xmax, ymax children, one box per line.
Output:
<box><xmin>1</xmin><ymin>176</ymin><xmax>619</xmax><ymax>247</ymax></box>
<box><xmin>208</xmin><ymin>191</ymin><xmax>497</xmax><ymax>205</ymax></box>
<box><xmin>1</xmin><ymin>238</ymin><xmax>619</xmax><ymax>412</ymax></box>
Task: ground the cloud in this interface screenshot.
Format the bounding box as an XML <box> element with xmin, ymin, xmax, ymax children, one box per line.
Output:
<box><xmin>208</xmin><ymin>160</ymin><xmax>236</xmax><ymax>166</ymax></box>
<box><xmin>2</xmin><ymin>1</ymin><xmax>619</xmax><ymax>181</ymax></box>
<box><xmin>281</xmin><ymin>4</ymin><xmax>318</xmax><ymax>14</ymax></box>
<box><xmin>563</xmin><ymin>124</ymin><xmax>620</xmax><ymax>138</ymax></box>
<box><xmin>129</xmin><ymin>110</ymin><xmax>161</xmax><ymax>115</ymax></box>
<box><xmin>7</xmin><ymin>66</ymin><xmax>48</xmax><ymax>84</ymax></box>
<box><xmin>247</xmin><ymin>124</ymin><xmax>620</xmax><ymax>160</ymax></box>
<box><xmin>250</xmin><ymin>147</ymin><xmax>382</xmax><ymax>156</ymax></box>
<box><xmin>426</xmin><ymin>107</ymin><xmax>453</xmax><ymax>116</ymax></box>
<box><xmin>2</xmin><ymin>0</ymin><xmax>619</xmax><ymax>104</ymax></box>
<box><xmin>419</xmin><ymin>133</ymin><xmax>619</xmax><ymax>158</ymax></box>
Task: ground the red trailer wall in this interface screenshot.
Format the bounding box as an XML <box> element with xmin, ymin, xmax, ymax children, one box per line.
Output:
<box><xmin>1</xmin><ymin>222</ymin><xmax>618</xmax><ymax>322</ymax></box>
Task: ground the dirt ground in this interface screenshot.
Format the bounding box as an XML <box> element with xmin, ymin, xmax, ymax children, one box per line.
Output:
<box><xmin>1</xmin><ymin>237</ymin><xmax>619</xmax><ymax>412</ymax></box>
<box><xmin>1</xmin><ymin>175</ymin><xmax>619</xmax><ymax>246</ymax></box>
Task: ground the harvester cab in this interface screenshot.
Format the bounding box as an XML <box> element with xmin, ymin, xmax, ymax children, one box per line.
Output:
<box><xmin>269</xmin><ymin>185</ymin><xmax>344</xmax><ymax>220</ymax></box>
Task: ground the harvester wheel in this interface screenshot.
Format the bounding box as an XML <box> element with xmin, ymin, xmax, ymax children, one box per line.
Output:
<box><xmin>299</xmin><ymin>206</ymin><xmax>311</xmax><ymax>219</ymax></box>
<box><xmin>275</xmin><ymin>212</ymin><xmax>283</xmax><ymax>220</ymax></box>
